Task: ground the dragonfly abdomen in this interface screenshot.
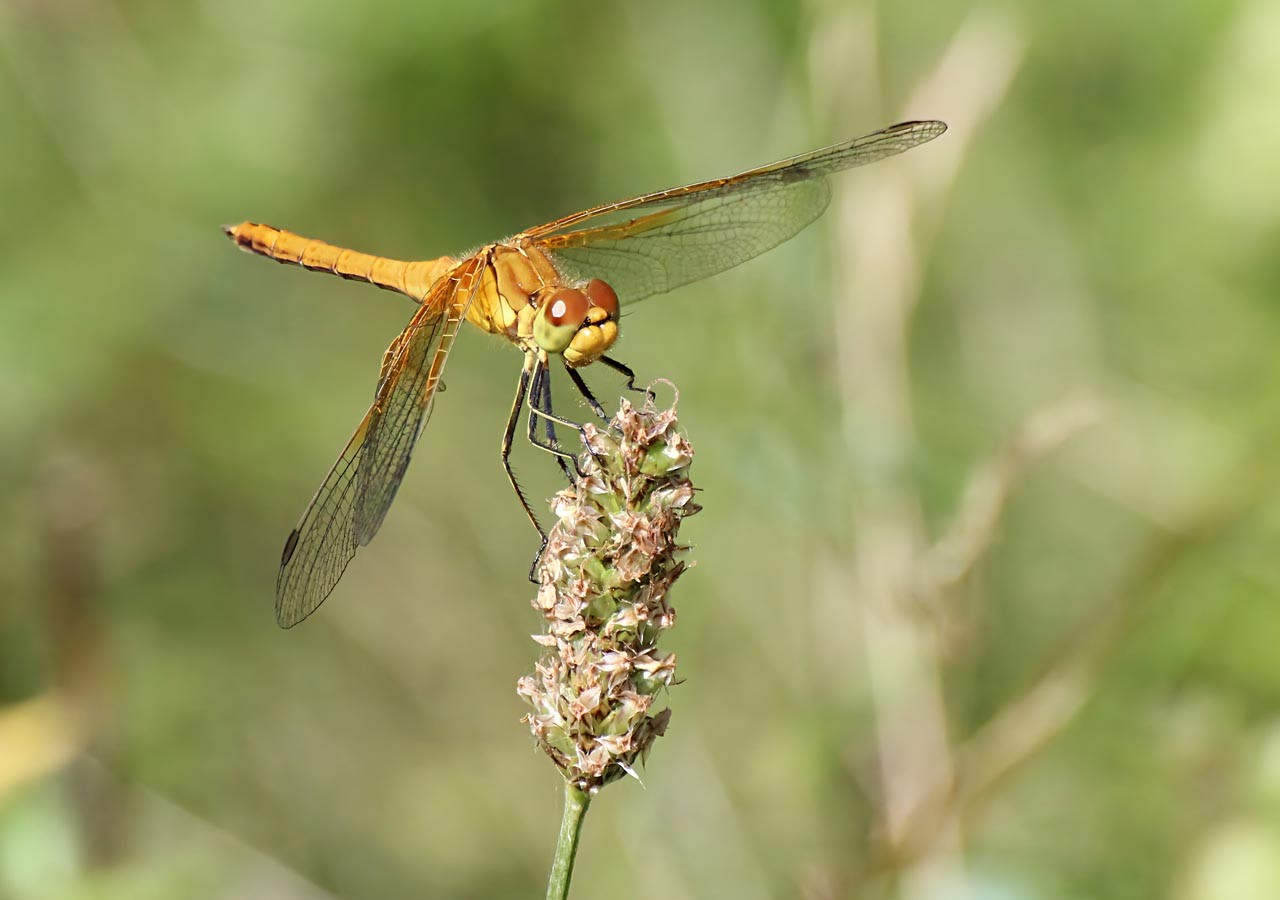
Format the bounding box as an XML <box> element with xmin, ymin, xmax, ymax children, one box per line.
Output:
<box><xmin>222</xmin><ymin>222</ymin><xmax>452</xmax><ymax>302</ymax></box>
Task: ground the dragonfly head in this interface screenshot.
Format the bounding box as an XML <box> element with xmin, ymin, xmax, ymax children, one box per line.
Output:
<box><xmin>534</xmin><ymin>278</ymin><xmax>620</xmax><ymax>367</ymax></box>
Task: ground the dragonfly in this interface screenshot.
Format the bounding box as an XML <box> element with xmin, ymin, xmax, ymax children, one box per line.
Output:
<box><xmin>225</xmin><ymin>118</ymin><xmax>947</xmax><ymax>627</ymax></box>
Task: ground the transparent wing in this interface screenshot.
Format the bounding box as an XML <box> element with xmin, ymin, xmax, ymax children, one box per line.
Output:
<box><xmin>526</xmin><ymin>120</ymin><xmax>945</xmax><ymax>305</ymax></box>
<box><xmin>355</xmin><ymin>257</ymin><xmax>482</xmax><ymax>543</ymax></box>
<box><xmin>542</xmin><ymin>179</ymin><xmax>830</xmax><ymax>306</ymax></box>
<box><xmin>274</xmin><ymin>258</ymin><xmax>481</xmax><ymax>628</ymax></box>
<box><xmin>274</xmin><ymin>414</ymin><xmax>369</xmax><ymax>629</ymax></box>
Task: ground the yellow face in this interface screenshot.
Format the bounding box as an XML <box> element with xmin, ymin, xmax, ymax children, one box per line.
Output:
<box><xmin>533</xmin><ymin>279</ymin><xmax>621</xmax><ymax>367</ymax></box>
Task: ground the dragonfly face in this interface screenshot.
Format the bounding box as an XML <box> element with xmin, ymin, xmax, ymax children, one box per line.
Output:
<box><xmin>224</xmin><ymin>118</ymin><xmax>947</xmax><ymax>627</ymax></box>
<box><xmin>534</xmin><ymin>278</ymin><xmax>621</xmax><ymax>366</ymax></box>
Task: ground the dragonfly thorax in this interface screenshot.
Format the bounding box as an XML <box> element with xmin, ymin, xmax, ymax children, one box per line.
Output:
<box><xmin>472</xmin><ymin>244</ymin><xmax>620</xmax><ymax>366</ymax></box>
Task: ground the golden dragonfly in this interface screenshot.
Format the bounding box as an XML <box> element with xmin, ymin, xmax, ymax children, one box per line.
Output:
<box><xmin>225</xmin><ymin>119</ymin><xmax>946</xmax><ymax>627</ymax></box>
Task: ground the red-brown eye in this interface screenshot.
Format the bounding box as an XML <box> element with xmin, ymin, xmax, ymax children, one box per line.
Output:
<box><xmin>545</xmin><ymin>288</ymin><xmax>589</xmax><ymax>327</ymax></box>
<box><xmin>584</xmin><ymin>278</ymin><xmax>619</xmax><ymax>318</ymax></box>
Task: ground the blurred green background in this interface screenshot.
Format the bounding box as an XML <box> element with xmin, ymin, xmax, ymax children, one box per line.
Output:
<box><xmin>4</xmin><ymin>1</ymin><xmax>1280</xmax><ymax>898</ymax></box>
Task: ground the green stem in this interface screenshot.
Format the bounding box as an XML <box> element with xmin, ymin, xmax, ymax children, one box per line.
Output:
<box><xmin>545</xmin><ymin>781</ymin><xmax>591</xmax><ymax>900</ymax></box>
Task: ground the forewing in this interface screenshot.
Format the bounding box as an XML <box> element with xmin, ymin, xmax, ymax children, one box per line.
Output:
<box><xmin>274</xmin><ymin>258</ymin><xmax>480</xmax><ymax>628</ymax></box>
<box><xmin>542</xmin><ymin>178</ymin><xmax>830</xmax><ymax>306</ymax></box>
<box><xmin>528</xmin><ymin>120</ymin><xmax>945</xmax><ymax>305</ymax></box>
<box><xmin>354</xmin><ymin>256</ymin><xmax>482</xmax><ymax>544</ymax></box>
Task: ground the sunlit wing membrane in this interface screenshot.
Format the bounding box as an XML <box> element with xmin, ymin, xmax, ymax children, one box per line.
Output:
<box><xmin>355</xmin><ymin>257</ymin><xmax>482</xmax><ymax>543</ymax></box>
<box><xmin>275</xmin><ymin>411</ymin><xmax>369</xmax><ymax>628</ymax></box>
<box><xmin>529</xmin><ymin>120</ymin><xmax>946</xmax><ymax>305</ymax></box>
<box><xmin>542</xmin><ymin>178</ymin><xmax>830</xmax><ymax>306</ymax></box>
<box><xmin>274</xmin><ymin>259</ymin><xmax>481</xmax><ymax>628</ymax></box>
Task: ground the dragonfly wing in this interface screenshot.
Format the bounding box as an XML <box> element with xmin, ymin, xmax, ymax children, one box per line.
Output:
<box><xmin>529</xmin><ymin>120</ymin><xmax>945</xmax><ymax>305</ymax></box>
<box><xmin>543</xmin><ymin>178</ymin><xmax>830</xmax><ymax>306</ymax></box>
<box><xmin>275</xmin><ymin>413</ymin><xmax>369</xmax><ymax>628</ymax></box>
<box><xmin>354</xmin><ymin>256</ymin><xmax>482</xmax><ymax>544</ymax></box>
<box><xmin>274</xmin><ymin>257</ymin><xmax>481</xmax><ymax>628</ymax></box>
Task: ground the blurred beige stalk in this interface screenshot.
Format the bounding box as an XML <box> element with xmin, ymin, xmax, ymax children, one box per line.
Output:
<box><xmin>810</xmin><ymin>6</ymin><xmax>1029</xmax><ymax>897</ymax></box>
<box><xmin>806</xmin><ymin>12</ymin><xmax>1280</xmax><ymax>893</ymax></box>
<box><xmin>916</xmin><ymin>392</ymin><xmax>1105</xmax><ymax>606</ymax></box>
<box><xmin>0</xmin><ymin>450</ymin><xmax>124</xmax><ymax>863</ymax></box>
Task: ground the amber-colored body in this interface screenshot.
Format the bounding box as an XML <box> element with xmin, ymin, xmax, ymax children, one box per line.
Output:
<box><xmin>225</xmin><ymin>223</ymin><xmax>619</xmax><ymax>366</ymax></box>
<box><xmin>225</xmin><ymin>119</ymin><xmax>947</xmax><ymax>627</ymax></box>
<box><xmin>224</xmin><ymin>222</ymin><xmax>456</xmax><ymax>301</ymax></box>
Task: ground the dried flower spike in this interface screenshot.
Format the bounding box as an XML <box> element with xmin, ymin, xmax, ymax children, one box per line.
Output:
<box><xmin>518</xmin><ymin>385</ymin><xmax>699</xmax><ymax>792</ymax></box>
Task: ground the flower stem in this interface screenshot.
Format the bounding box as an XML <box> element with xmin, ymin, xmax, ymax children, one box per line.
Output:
<box><xmin>545</xmin><ymin>781</ymin><xmax>591</xmax><ymax>900</ymax></box>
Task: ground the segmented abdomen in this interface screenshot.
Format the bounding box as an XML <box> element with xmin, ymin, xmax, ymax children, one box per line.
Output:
<box><xmin>223</xmin><ymin>222</ymin><xmax>452</xmax><ymax>302</ymax></box>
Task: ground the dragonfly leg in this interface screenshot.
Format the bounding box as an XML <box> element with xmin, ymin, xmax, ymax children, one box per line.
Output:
<box><xmin>526</xmin><ymin>361</ymin><xmax>591</xmax><ymax>479</ymax></box>
<box><xmin>538</xmin><ymin>365</ymin><xmax>574</xmax><ymax>480</ymax></box>
<box><xmin>528</xmin><ymin>363</ymin><xmax>574</xmax><ymax>481</ymax></box>
<box><xmin>520</xmin><ymin>360</ymin><xmax>585</xmax><ymax>582</ymax></box>
<box><xmin>502</xmin><ymin>353</ymin><xmax>548</xmax><ymax>547</ymax></box>
<box><xmin>563</xmin><ymin>363</ymin><xmax>610</xmax><ymax>422</ymax></box>
<box><xmin>528</xmin><ymin>385</ymin><xmax>592</xmax><ymax>453</ymax></box>
<box><xmin>598</xmin><ymin>355</ymin><xmax>654</xmax><ymax>403</ymax></box>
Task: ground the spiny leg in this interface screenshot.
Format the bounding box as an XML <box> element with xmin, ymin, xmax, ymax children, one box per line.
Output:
<box><xmin>537</xmin><ymin>365</ymin><xmax>575</xmax><ymax>479</ymax></box>
<box><xmin>527</xmin><ymin>374</ymin><xmax>593</xmax><ymax>457</ymax></box>
<box><xmin>527</xmin><ymin>361</ymin><xmax>593</xmax><ymax>478</ymax></box>
<box><xmin>521</xmin><ymin>359</ymin><xmax>591</xmax><ymax>581</ymax></box>
<box><xmin>528</xmin><ymin>363</ymin><xmax>574</xmax><ymax>481</ymax></box>
<box><xmin>503</xmin><ymin>356</ymin><xmax>645</xmax><ymax>578</ymax></box>
<box><xmin>599</xmin><ymin>354</ymin><xmax>654</xmax><ymax>402</ymax></box>
<box><xmin>501</xmin><ymin>353</ymin><xmax>546</xmax><ymax>547</ymax></box>
<box><xmin>564</xmin><ymin>363</ymin><xmax>609</xmax><ymax>422</ymax></box>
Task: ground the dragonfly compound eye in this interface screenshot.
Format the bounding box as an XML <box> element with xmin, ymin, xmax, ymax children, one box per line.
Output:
<box><xmin>546</xmin><ymin>288</ymin><xmax>589</xmax><ymax>327</ymax></box>
<box><xmin>534</xmin><ymin>288</ymin><xmax>589</xmax><ymax>354</ymax></box>
<box><xmin>584</xmin><ymin>278</ymin><xmax>619</xmax><ymax>318</ymax></box>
